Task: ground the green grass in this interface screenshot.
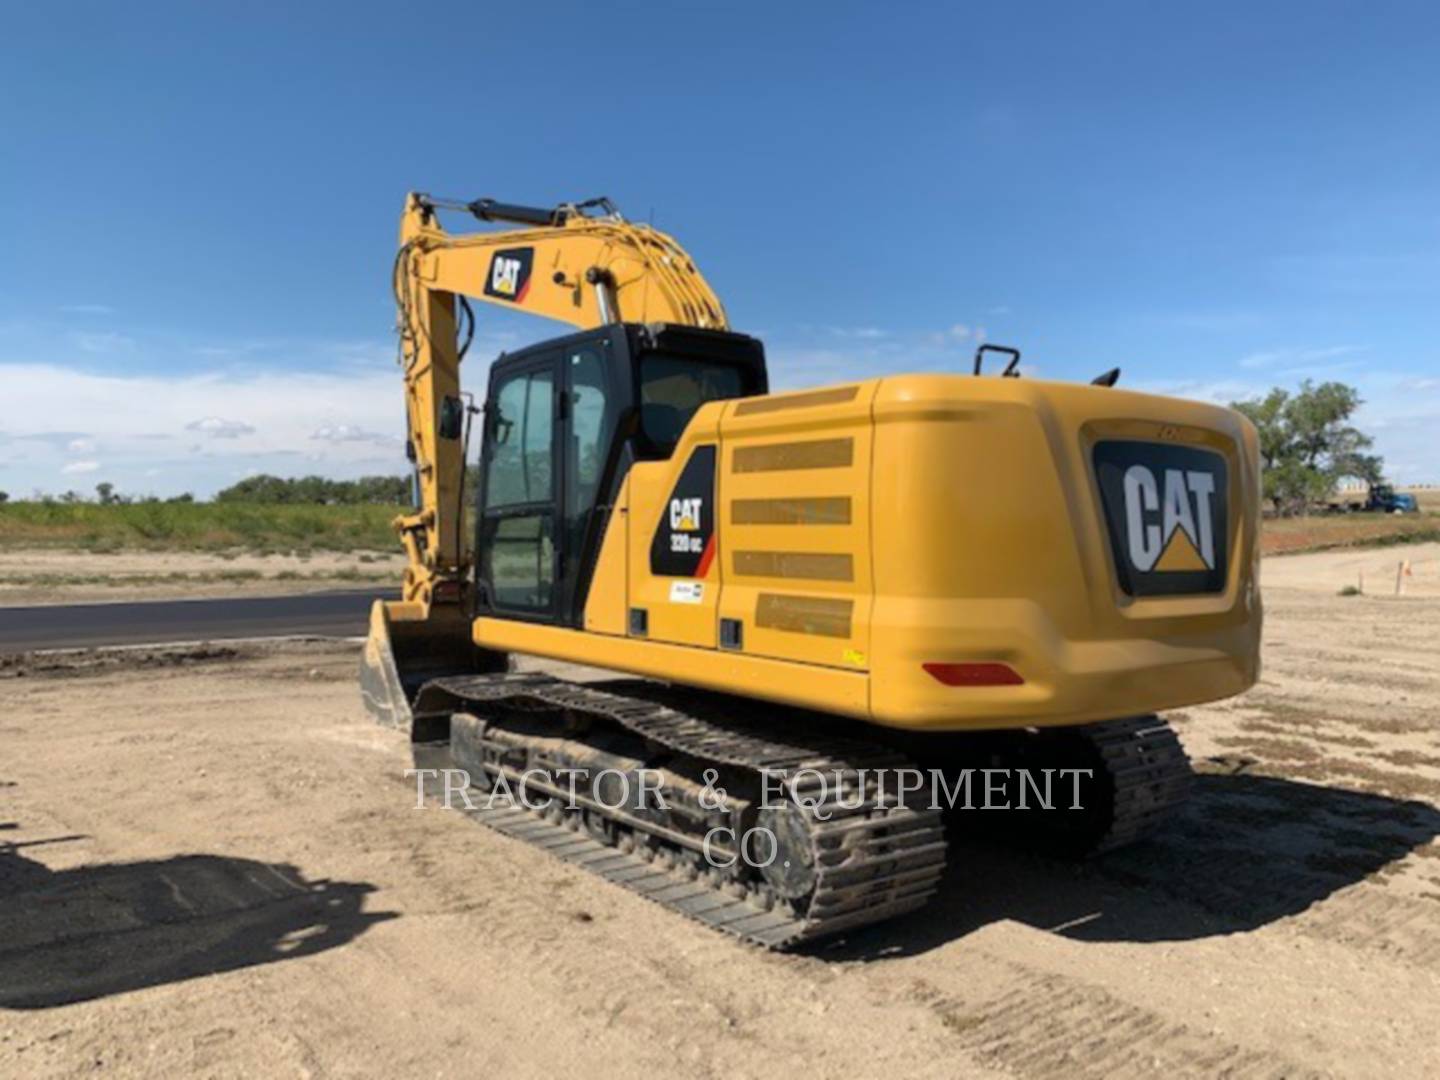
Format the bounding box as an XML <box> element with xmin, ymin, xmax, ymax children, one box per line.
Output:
<box><xmin>6</xmin><ymin>499</ymin><xmax>1433</xmax><ymax>561</ymax></box>
<box><xmin>0</xmin><ymin>502</ymin><xmax>401</xmax><ymax>553</ymax></box>
<box><xmin>0</xmin><ymin>568</ymin><xmax>399</xmax><ymax>589</ymax></box>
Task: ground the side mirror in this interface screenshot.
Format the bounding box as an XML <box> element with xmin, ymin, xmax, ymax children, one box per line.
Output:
<box><xmin>439</xmin><ymin>395</ymin><xmax>465</xmax><ymax>440</ymax></box>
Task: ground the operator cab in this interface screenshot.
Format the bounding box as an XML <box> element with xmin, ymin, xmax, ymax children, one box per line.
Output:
<box><xmin>474</xmin><ymin>322</ymin><xmax>766</xmax><ymax>626</ymax></box>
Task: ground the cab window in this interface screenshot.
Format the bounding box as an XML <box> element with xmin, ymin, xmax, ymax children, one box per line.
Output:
<box><xmin>486</xmin><ymin>367</ymin><xmax>553</xmax><ymax>507</ymax></box>
<box><xmin>568</xmin><ymin>346</ymin><xmax>613</xmax><ymax>517</ymax></box>
<box><xmin>639</xmin><ymin>353</ymin><xmax>749</xmax><ymax>453</ymax></box>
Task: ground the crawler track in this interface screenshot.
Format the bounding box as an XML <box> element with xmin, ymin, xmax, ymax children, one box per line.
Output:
<box><xmin>409</xmin><ymin>673</ymin><xmax>948</xmax><ymax>948</ymax></box>
<box><xmin>397</xmin><ymin>673</ymin><xmax>1191</xmax><ymax>947</ymax></box>
<box><xmin>1085</xmin><ymin>713</ymin><xmax>1193</xmax><ymax>854</ymax></box>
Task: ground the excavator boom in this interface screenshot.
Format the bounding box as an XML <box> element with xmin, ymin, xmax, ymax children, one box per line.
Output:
<box><xmin>392</xmin><ymin>192</ymin><xmax>727</xmax><ymax>603</ymax></box>
<box><xmin>364</xmin><ymin>193</ymin><xmax>734</xmax><ymax>728</ymax></box>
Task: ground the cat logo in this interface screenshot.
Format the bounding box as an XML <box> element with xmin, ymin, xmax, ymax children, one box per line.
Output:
<box><xmin>483</xmin><ymin>247</ymin><xmax>534</xmax><ymax>303</ymax></box>
<box><xmin>670</xmin><ymin>497</ymin><xmax>703</xmax><ymax>532</ymax></box>
<box><xmin>1093</xmin><ymin>441</ymin><xmax>1228</xmax><ymax>597</ymax></box>
<box><xmin>1122</xmin><ymin>465</ymin><xmax>1217</xmax><ymax>572</ymax></box>
<box><xmin>651</xmin><ymin>445</ymin><xmax>717</xmax><ymax>578</ymax></box>
<box><xmin>491</xmin><ymin>258</ymin><xmax>522</xmax><ymax>295</ymax></box>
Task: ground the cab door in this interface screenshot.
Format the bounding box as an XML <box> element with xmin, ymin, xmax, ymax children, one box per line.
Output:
<box><xmin>476</xmin><ymin>352</ymin><xmax>561</xmax><ymax>622</ymax></box>
<box><xmin>475</xmin><ymin>333</ymin><xmax>624</xmax><ymax>627</ymax></box>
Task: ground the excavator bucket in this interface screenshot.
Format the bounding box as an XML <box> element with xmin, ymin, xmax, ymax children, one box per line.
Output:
<box><xmin>359</xmin><ymin>599</ymin><xmax>508</xmax><ymax>736</ymax></box>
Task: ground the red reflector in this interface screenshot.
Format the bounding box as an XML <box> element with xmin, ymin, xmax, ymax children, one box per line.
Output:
<box><xmin>922</xmin><ymin>662</ymin><xmax>1024</xmax><ymax>687</ymax></box>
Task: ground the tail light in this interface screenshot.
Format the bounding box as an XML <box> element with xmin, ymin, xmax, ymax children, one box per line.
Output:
<box><xmin>922</xmin><ymin>662</ymin><xmax>1024</xmax><ymax>687</ymax></box>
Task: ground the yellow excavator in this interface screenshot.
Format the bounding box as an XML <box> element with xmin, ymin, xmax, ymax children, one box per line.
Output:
<box><xmin>362</xmin><ymin>192</ymin><xmax>1262</xmax><ymax>947</ymax></box>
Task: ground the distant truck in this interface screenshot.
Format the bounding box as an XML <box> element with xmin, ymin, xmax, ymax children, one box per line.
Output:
<box><xmin>1367</xmin><ymin>484</ymin><xmax>1418</xmax><ymax>513</ymax></box>
<box><xmin>1329</xmin><ymin>483</ymin><xmax>1418</xmax><ymax>514</ymax></box>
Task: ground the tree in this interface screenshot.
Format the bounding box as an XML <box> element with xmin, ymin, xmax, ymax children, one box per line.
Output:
<box><xmin>214</xmin><ymin>473</ymin><xmax>412</xmax><ymax>505</ymax></box>
<box><xmin>95</xmin><ymin>481</ymin><xmax>116</xmax><ymax>505</ymax></box>
<box><xmin>1232</xmin><ymin>380</ymin><xmax>1381</xmax><ymax>515</ymax></box>
<box><xmin>0</xmin><ymin>491</ymin><xmax>9</xmax><ymax>504</ymax></box>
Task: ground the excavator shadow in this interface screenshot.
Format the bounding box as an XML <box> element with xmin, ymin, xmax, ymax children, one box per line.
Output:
<box><xmin>0</xmin><ymin>837</ymin><xmax>396</xmax><ymax>1010</ymax></box>
<box><xmin>820</xmin><ymin>763</ymin><xmax>1440</xmax><ymax>960</ymax></box>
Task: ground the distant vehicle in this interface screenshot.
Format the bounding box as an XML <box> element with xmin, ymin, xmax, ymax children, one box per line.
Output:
<box><xmin>1367</xmin><ymin>484</ymin><xmax>1418</xmax><ymax>514</ymax></box>
<box><xmin>1325</xmin><ymin>483</ymin><xmax>1418</xmax><ymax>515</ymax></box>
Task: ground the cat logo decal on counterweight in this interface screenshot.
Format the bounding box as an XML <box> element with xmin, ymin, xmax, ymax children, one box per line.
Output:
<box><xmin>1093</xmin><ymin>441</ymin><xmax>1228</xmax><ymax>596</ymax></box>
<box><xmin>484</xmin><ymin>247</ymin><xmax>534</xmax><ymax>303</ymax></box>
<box><xmin>1122</xmin><ymin>465</ymin><xmax>1216</xmax><ymax>572</ymax></box>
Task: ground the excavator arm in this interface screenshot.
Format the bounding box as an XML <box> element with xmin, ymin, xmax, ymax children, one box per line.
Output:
<box><xmin>391</xmin><ymin>192</ymin><xmax>728</xmax><ymax>611</ymax></box>
<box><xmin>363</xmin><ymin>192</ymin><xmax>730</xmax><ymax>728</ymax></box>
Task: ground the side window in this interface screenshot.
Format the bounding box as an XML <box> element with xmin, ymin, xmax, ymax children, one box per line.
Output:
<box><xmin>568</xmin><ymin>346</ymin><xmax>613</xmax><ymax>519</ymax></box>
<box><xmin>486</xmin><ymin>368</ymin><xmax>553</xmax><ymax>507</ymax></box>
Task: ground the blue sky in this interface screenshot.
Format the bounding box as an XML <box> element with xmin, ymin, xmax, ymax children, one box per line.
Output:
<box><xmin>2</xmin><ymin>1</ymin><xmax>1437</xmax><ymax>496</ymax></box>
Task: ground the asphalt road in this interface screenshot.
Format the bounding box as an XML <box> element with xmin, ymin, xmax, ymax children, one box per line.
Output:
<box><xmin>0</xmin><ymin>589</ymin><xmax>380</xmax><ymax>652</ymax></box>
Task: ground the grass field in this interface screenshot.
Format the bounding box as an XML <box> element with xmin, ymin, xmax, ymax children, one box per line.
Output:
<box><xmin>0</xmin><ymin>501</ymin><xmax>400</xmax><ymax>553</ymax></box>
<box><xmin>1261</xmin><ymin>511</ymin><xmax>1440</xmax><ymax>555</ymax></box>
<box><xmin>2</xmin><ymin>500</ymin><xmax>1434</xmax><ymax>558</ymax></box>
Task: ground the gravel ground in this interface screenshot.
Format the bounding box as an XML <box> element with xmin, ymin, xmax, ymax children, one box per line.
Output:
<box><xmin>2</xmin><ymin>550</ymin><xmax>1438</xmax><ymax>1078</ymax></box>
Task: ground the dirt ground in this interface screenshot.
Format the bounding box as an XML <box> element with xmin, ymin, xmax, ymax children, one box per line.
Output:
<box><xmin>0</xmin><ymin>549</ymin><xmax>404</xmax><ymax>605</ymax></box>
<box><xmin>3</xmin><ymin>553</ymin><xmax>1439</xmax><ymax>1078</ymax></box>
<box><xmin>1263</xmin><ymin>540</ymin><xmax>1439</xmax><ymax>597</ymax></box>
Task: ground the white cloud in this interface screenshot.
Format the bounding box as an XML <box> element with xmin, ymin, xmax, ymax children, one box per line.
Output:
<box><xmin>59</xmin><ymin>304</ymin><xmax>116</xmax><ymax>316</ymax></box>
<box><xmin>186</xmin><ymin>416</ymin><xmax>256</xmax><ymax>439</ymax></box>
<box><xmin>310</xmin><ymin>424</ymin><xmax>396</xmax><ymax>444</ymax></box>
<box><xmin>5</xmin><ymin>343</ymin><xmax>1435</xmax><ymax>497</ymax></box>
<box><xmin>60</xmin><ymin>460</ymin><xmax>100</xmax><ymax>474</ymax></box>
<box><xmin>72</xmin><ymin>331</ymin><xmax>135</xmax><ymax>354</ymax></box>
<box><xmin>1238</xmin><ymin>351</ymin><xmax>1279</xmax><ymax>370</ymax></box>
<box><xmin>1238</xmin><ymin>345</ymin><xmax>1367</xmax><ymax>370</ymax></box>
<box><xmin>926</xmin><ymin>324</ymin><xmax>988</xmax><ymax>348</ymax></box>
<box><xmin>0</xmin><ymin>362</ymin><xmax>413</xmax><ymax>496</ymax></box>
<box><xmin>67</xmin><ymin>437</ymin><xmax>96</xmax><ymax>454</ymax></box>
